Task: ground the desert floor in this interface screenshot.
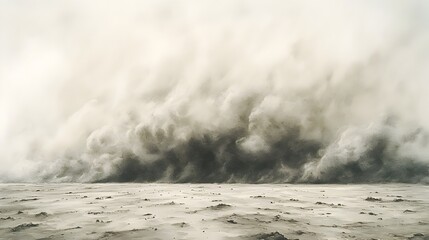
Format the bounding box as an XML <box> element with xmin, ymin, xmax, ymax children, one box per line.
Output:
<box><xmin>0</xmin><ymin>184</ymin><xmax>428</xmax><ymax>240</ymax></box>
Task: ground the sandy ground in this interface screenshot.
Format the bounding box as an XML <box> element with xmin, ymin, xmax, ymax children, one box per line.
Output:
<box><xmin>0</xmin><ymin>184</ymin><xmax>428</xmax><ymax>240</ymax></box>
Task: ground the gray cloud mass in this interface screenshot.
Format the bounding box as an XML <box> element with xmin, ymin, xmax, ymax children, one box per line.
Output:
<box><xmin>0</xmin><ymin>0</ymin><xmax>428</xmax><ymax>183</ymax></box>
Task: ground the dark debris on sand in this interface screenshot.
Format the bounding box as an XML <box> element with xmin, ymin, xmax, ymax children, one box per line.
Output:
<box><xmin>227</xmin><ymin>219</ymin><xmax>237</xmax><ymax>224</ymax></box>
<box><xmin>208</xmin><ymin>203</ymin><xmax>231</xmax><ymax>210</ymax></box>
<box><xmin>250</xmin><ymin>195</ymin><xmax>266</xmax><ymax>198</ymax></box>
<box><xmin>365</xmin><ymin>197</ymin><xmax>382</xmax><ymax>202</ymax></box>
<box><xmin>35</xmin><ymin>212</ymin><xmax>48</xmax><ymax>217</ymax></box>
<box><xmin>404</xmin><ymin>209</ymin><xmax>416</xmax><ymax>213</ymax></box>
<box><xmin>315</xmin><ymin>201</ymin><xmax>344</xmax><ymax>207</ymax></box>
<box><xmin>11</xmin><ymin>223</ymin><xmax>39</xmax><ymax>232</ymax></box>
<box><xmin>15</xmin><ymin>198</ymin><xmax>39</xmax><ymax>202</ymax></box>
<box><xmin>251</xmin><ymin>231</ymin><xmax>288</xmax><ymax>240</ymax></box>
<box><xmin>408</xmin><ymin>233</ymin><xmax>426</xmax><ymax>240</ymax></box>
<box><xmin>173</xmin><ymin>222</ymin><xmax>189</xmax><ymax>228</ymax></box>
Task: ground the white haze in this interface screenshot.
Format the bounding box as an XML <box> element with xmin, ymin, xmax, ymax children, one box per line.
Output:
<box><xmin>0</xmin><ymin>0</ymin><xmax>428</xmax><ymax>183</ymax></box>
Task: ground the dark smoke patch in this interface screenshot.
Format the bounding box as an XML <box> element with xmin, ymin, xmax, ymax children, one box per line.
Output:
<box><xmin>302</xmin><ymin>123</ymin><xmax>429</xmax><ymax>184</ymax></box>
<box><xmin>40</xmin><ymin>115</ymin><xmax>429</xmax><ymax>184</ymax></box>
<box><xmin>95</xmin><ymin>127</ymin><xmax>322</xmax><ymax>183</ymax></box>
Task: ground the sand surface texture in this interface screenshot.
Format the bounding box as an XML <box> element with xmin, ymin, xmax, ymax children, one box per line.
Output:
<box><xmin>0</xmin><ymin>184</ymin><xmax>428</xmax><ymax>240</ymax></box>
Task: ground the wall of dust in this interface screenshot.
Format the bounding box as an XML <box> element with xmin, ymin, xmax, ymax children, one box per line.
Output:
<box><xmin>0</xmin><ymin>0</ymin><xmax>428</xmax><ymax>183</ymax></box>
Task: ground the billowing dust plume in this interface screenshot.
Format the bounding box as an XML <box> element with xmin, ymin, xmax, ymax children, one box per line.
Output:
<box><xmin>0</xmin><ymin>0</ymin><xmax>428</xmax><ymax>183</ymax></box>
